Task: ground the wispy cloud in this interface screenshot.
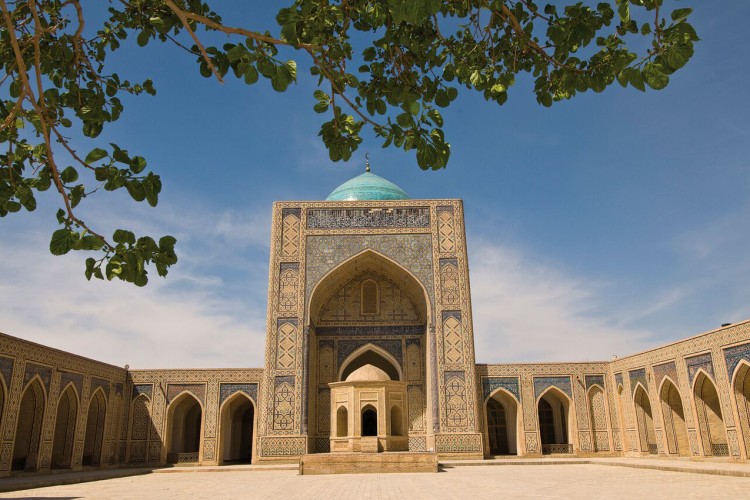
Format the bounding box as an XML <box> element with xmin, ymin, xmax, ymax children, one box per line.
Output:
<box><xmin>469</xmin><ymin>238</ymin><xmax>653</xmax><ymax>363</ymax></box>
<box><xmin>0</xmin><ymin>196</ymin><xmax>270</xmax><ymax>369</ymax></box>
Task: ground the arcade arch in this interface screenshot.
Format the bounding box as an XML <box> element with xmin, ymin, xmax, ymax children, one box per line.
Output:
<box><xmin>693</xmin><ymin>372</ymin><xmax>728</xmax><ymax>456</ymax></box>
<box><xmin>537</xmin><ymin>387</ymin><xmax>571</xmax><ymax>454</ymax></box>
<box><xmin>732</xmin><ymin>361</ymin><xmax>750</xmax><ymax>458</ymax></box>
<box><xmin>485</xmin><ymin>388</ymin><xmax>519</xmax><ymax>456</ymax></box>
<box><xmin>659</xmin><ymin>378</ymin><xmax>689</xmax><ymax>456</ymax></box>
<box><xmin>218</xmin><ymin>392</ymin><xmax>255</xmax><ymax>464</ymax></box>
<box><xmin>12</xmin><ymin>378</ymin><xmax>46</xmax><ymax>471</ymax></box>
<box><xmin>51</xmin><ymin>384</ymin><xmax>79</xmax><ymax>469</ymax></box>
<box><xmin>633</xmin><ymin>384</ymin><xmax>657</xmax><ymax>454</ymax></box>
<box><xmin>166</xmin><ymin>392</ymin><xmax>203</xmax><ymax>463</ymax></box>
<box><xmin>83</xmin><ymin>388</ymin><xmax>107</xmax><ymax>466</ymax></box>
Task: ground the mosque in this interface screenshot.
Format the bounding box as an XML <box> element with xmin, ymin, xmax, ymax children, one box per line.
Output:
<box><xmin>0</xmin><ymin>168</ymin><xmax>749</xmax><ymax>475</ymax></box>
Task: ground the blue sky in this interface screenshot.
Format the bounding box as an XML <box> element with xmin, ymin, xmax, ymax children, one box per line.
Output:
<box><xmin>1</xmin><ymin>2</ymin><xmax>748</xmax><ymax>368</ymax></box>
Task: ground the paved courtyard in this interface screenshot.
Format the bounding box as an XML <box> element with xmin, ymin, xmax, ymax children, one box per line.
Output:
<box><xmin>2</xmin><ymin>464</ymin><xmax>749</xmax><ymax>499</ymax></box>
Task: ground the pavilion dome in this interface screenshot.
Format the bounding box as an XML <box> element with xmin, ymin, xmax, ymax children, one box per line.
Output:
<box><xmin>325</xmin><ymin>170</ymin><xmax>409</xmax><ymax>201</ymax></box>
<box><xmin>346</xmin><ymin>364</ymin><xmax>391</xmax><ymax>382</ymax></box>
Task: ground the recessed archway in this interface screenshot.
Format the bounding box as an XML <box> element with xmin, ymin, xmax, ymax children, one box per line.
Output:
<box><xmin>633</xmin><ymin>384</ymin><xmax>657</xmax><ymax>454</ymax></box>
<box><xmin>693</xmin><ymin>371</ymin><xmax>728</xmax><ymax>456</ymax></box>
<box><xmin>52</xmin><ymin>383</ymin><xmax>79</xmax><ymax>469</ymax></box>
<box><xmin>12</xmin><ymin>377</ymin><xmax>46</xmax><ymax>471</ymax></box>
<box><xmin>390</xmin><ymin>405</ymin><xmax>404</xmax><ymax>436</ymax></box>
<box><xmin>537</xmin><ymin>387</ymin><xmax>571</xmax><ymax>454</ymax></box>
<box><xmin>486</xmin><ymin>389</ymin><xmax>519</xmax><ymax>456</ymax></box>
<box><xmin>219</xmin><ymin>392</ymin><xmax>255</xmax><ymax>464</ymax></box>
<box><xmin>339</xmin><ymin>345</ymin><xmax>402</xmax><ymax>382</ymax></box>
<box><xmin>336</xmin><ymin>406</ymin><xmax>349</xmax><ymax>437</ymax></box>
<box><xmin>732</xmin><ymin>361</ymin><xmax>750</xmax><ymax>458</ymax></box>
<box><xmin>83</xmin><ymin>388</ymin><xmax>107</xmax><ymax>466</ymax></box>
<box><xmin>166</xmin><ymin>392</ymin><xmax>203</xmax><ymax>464</ymax></box>
<box><xmin>659</xmin><ymin>378</ymin><xmax>689</xmax><ymax>456</ymax></box>
<box><xmin>587</xmin><ymin>385</ymin><xmax>609</xmax><ymax>452</ymax></box>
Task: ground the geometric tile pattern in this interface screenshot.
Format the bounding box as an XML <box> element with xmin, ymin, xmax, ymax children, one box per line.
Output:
<box><xmin>585</xmin><ymin>375</ymin><xmax>605</xmax><ymax>390</ymax></box>
<box><xmin>653</xmin><ymin>361</ymin><xmax>678</xmax><ymax>389</ymax></box>
<box><xmin>482</xmin><ymin>377</ymin><xmax>520</xmax><ymax>401</ymax></box>
<box><xmin>724</xmin><ymin>343</ymin><xmax>750</xmax><ymax>380</ymax></box>
<box><xmin>23</xmin><ymin>362</ymin><xmax>52</xmax><ymax>394</ymax></box>
<box><xmin>0</xmin><ymin>355</ymin><xmax>13</xmax><ymax>389</ymax></box>
<box><xmin>685</xmin><ymin>353</ymin><xmax>714</xmax><ymax>385</ymax></box>
<box><xmin>629</xmin><ymin>368</ymin><xmax>647</xmax><ymax>390</ymax></box>
<box><xmin>219</xmin><ymin>383</ymin><xmax>258</xmax><ymax>406</ymax></box>
<box><xmin>533</xmin><ymin>376</ymin><xmax>572</xmax><ymax>399</ymax></box>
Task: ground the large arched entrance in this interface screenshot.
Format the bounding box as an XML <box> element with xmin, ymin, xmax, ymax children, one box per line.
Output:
<box><xmin>538</xmin><ymin>388</ymin><xmax>571</xmax><ymax>454</ymax></box>
<box><xmin>486</xmin><ymin>389</ymin><xmax>518</xmax><ymax>455</ymax></box>
<box><xmin>307</xmin><ymin>249</ymin><xmax>430</xmax><ymax>453</ymax></box>
<box><xmin>693</xmin><ymin>372</ymin><xmax>728</xmax><ymax>456</ymax></box>
<box><xmin>732</xmin><ymin>361</ymin><xmax>750</xmax><ymax>458</ymax></box>
<box><xmin>12</xmin><ymin>378</ymin><xmax>46</xmax><ymax>471</ymax></box>
<box><xmin>166</xmin><ymin>392</ymin><xmax>202</xmax><ymax>464</ymax></box>
<box><xmin>83</xmin><ymin>389</ymin><xmax>107</xmax><ymax>466</ymax></box>
<box><xmin>52</xmin><ymin>384</ymin><xmax>79</xmax><ymax>469</ymax></box>
<box><xmin>633</xmin><ymin>384</ymin><xmax>657</xmax><ymax>454</ymax></box>
<box><xmin>219</xmin><ymin>393</ymin><xmax>255</xmax><ymax>464</ymax></box>
<box><xmin>659</xmin><ymin>379</ymin><xmax>689</xmax><ymax>456</ymax></box>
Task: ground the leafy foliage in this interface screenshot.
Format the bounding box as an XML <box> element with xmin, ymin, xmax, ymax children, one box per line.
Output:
<box><xmin>0</xmin><ymin>0</ymin><xmax>697</xmax><ymax>284</ymax></box>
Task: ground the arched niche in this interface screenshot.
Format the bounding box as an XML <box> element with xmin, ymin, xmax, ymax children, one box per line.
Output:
<box><xmin>361</xmin><ymin>405</ymin><xmax>378</xmax><ymax>437</ymax></box>
<box><xmin>693</xmin><ymin>371</ymin><xmax>727</xmax><ymax>456</ymax></box>
<box><xmin>587</xmin><ymin>385</ymin><xmax>609</xmax><ymax>452</ymax></box>
<box><xmin>83</xmin><ymin>388</ymin><xmax>107</xmax><ymax>466</ymax></box>
<box><xmin>339</xmin><ymin>345</ymin><xmax>402</xmax><ymax>382</ymax></box>
<box><xmin>336</xmin><ymin>406</ymin><xmax>348</xmax><ymax>437</ymax></box>
<box><xmin>485</xmin><ymin>388</ymin><xmax>519</xmax><ymax>456</ymax></box>
<box><xmin>12</xmin><ymin>377</ymin><xmax>46</xmax><ymax>471</ymax></box>
<box><xmin>218</xmin><ymin>392</ymin><xmax>255</xmax><ymax>464</ymax></box>
<box><xmin>659</xmin><ymin>378</ymin><xmax>689</xmax><ymax>457</ymax></box>
<box><xmin>52</xmin><ymin>383</ymin><xmax>79</xmax><ymax>469</ymax></box>
<box><xmin>166</xmin><ymin>392</ymin><xmax>203</xmax><ymax>464</ymax></box>
<box><xmin>390</xmin><ymin>405</ymin><xmax>404</xmax><ymax>436</ymax></box>
<box><xmin>128</xmin><ymin>394</ymin><xmax>152</xmax><ymax>463</ymax></box>
<box><xmin>308</xmin><ymin>249</ymin><xmax>430</xmax><ymax>326</ymax></box>
<box><xmin>537</xmin><ymin>387</ymin><xmax>572</xmax><ymax>454</ymax></box>
<box><xmin>633</xmin><ymin>384</ymin><xmax>657</xmax><ymax>454</ymax></box>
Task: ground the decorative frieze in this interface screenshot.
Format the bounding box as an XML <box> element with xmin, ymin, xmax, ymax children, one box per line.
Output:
<box><xmin>306</xmin><ymin>207</ymin><xmax>430</xmax><ymax>229</ymax></box>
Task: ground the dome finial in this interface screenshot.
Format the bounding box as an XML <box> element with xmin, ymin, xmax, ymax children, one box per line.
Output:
<box><xmin>365</xmin><ymin>152</ymin><xmax>371</xmax><ymax>173</ymax></box>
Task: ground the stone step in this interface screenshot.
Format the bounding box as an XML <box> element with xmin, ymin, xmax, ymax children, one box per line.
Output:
<box><xmin>299</xmin><ymin>452</ymin><xmax>438</xmax><ymax>475</ymax></box>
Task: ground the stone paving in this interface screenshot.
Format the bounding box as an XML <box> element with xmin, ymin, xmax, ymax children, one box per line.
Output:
<box><xmin>3</xmin><ymin>463</ymin><xmax>750</xmax><ymax>499</ymax></box>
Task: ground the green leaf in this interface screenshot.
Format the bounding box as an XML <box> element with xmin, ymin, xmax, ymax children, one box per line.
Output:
<box><xmin>113</xmin><ymin>229</ymin><xmax>135</xmax><ymax>245</ymax></box>
<box><xmin>60</xmin><ymin>166</ymin><xmax>78</xmax><ymax>184</ymax></box>
<box><xmin>50</xmin><ymin>228</ymin><xmax>73</xmax><ymax>255</ymax></box>
<box><xmin>85</xmin><ymin>148</ymin><xmax>108</xmax><ymax>163</ymax></box>
<box><xmin>642</xmin><ymin>63</ymin><xmax>669</xmax><ymax>90</ymax></box>
<box><xmin>671</xmin><ymin>8</ymin><xmax>692</xmax><ymax>22</ymax></box>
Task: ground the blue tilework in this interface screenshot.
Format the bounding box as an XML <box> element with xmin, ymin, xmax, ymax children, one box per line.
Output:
<box><xmin>585</xmin><ymin>375</ymin><xmax>605</xmax><ymax>390</ymax></box>
<box><xmin>482</xmin><ymin>377</ymin><xmax>520</xmax><ymax>401</ymax></box>
<box><xmin>219</xmin><ymin>383</ymin><xmax>258</xmax><ymax>406</ymax></box>
<box><xmin>534</xmin><ymin>376</ymin><xmax>572</xmax><ymax>399</ymax></box>
<box><xmin>724</xmin><ymin>343</ymin><xmax>750</xmax><ymax>380</ymax></box>
<box><xmin>686</xmin><ymin>353</ymin><xmax>714</xmax><ymax>385</ymax></box>
<box><xmin>629</xmin><ymin>368</ymin><xmax>647</xmax><ymax>390</ymax></box>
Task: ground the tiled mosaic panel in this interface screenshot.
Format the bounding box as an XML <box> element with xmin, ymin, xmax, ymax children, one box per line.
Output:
<box><xmin>686</xmin><ymin>353</ymin><xmax>715</xmax><ymax>385</ymax></box>
<box><xmin>219</xmin><ymin>383</ymin><xmax>258</xmax><ymax>406</ymax></box>
<box><xmin>584</xmin><ymin>375</ymin><xmax>605</xmax><ymax>390</ymax></box>
<box><xmin>628</xmin><ymin>368</ymin><xmax>647</xmax><ymax>390</ymax></box>
<box><xmin>482</xmin><ymin>377</ymin><xmax>520</xmax><ymax>401</ymax></box>
<box><xmin>307</xmin><ymin>207</ymin><xmax>430</xmax><ymax>229</ymax></box>
<box><xmin>434</xmin><ymin>433</ymin><xmax>481</xmax><ymax>453</ymax></box>
<box><xmin>724</xmin><ymin>342</ymin><xmax>750</xmax><ymax>379</ymax></box>
<box><xmin>533</xmin><ymin>376</ymin><xmax>572</xmax><ymax>399</ymax></box>
<box><xmin>653</xmin><ymin>362</ymin><xmax>678</xmax><ymax>389</ymax></box>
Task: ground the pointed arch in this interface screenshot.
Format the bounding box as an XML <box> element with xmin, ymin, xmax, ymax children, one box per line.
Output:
<box><xmin>390</xmin><ymin>405</ymin><xmax>404</xmax><ymax>436</ymax></box>
<box><xmin>12</xmin><ymin>376</ymin><xmax>46</xmax><ymax>471</ymax></box>
<box><xmin>218</xmin><ymin>391</ymin><xmax>256</xmax><ymax>464</ymax></box>
<box><xmin>632</xmin><ymin>383</ymin><xmax>657</xmax><ymax>454</ymax></box>
<box><xmin>485</xmin><ymin>387</ymin><xmax>520</xmax><ymax>455</ymax></box>
<box><xmin>338</xmin><ymin>343</ymin><xmax>403</xmax><ymax>382</ymax></box>
<box><xmin>83</xmin><ymin>387</ymin><xmax>107</xmax><ymax>466</ymax></box>
<box><xmin>361</xmin><ymin>404</ymin><xmax>378</xmax><ymax>437</ymax></box>
<box><xmin>587</xmin><ymin>385</ymin><xmax>609</xmax><ymax>452</ymax></box>
<box><xmin>537</xmin><ymin>386</ymin><xmax>572</xmax><ymax>454</ymax></box>
<box><xmin>51</xmin><ymin>382</ymin><xmax>79</xmax><ymax>469</ymax></box>
<box><xmin>0</xmin><ymin>376</ymin><xmax>6</xmax><ymax>444</ymax></box>
<box><xmin>692</xmin><ymin>370</ymin><xmax>728</xmax><ymax>456</ymax></box>
<box><xmin>165</xmin><ymin>391</ymin><xmax>203</xmax><ymax>463</ymax></box>
<box><xmin>658</xmin><ymin>376</ymin><xmax>689</xmax><ymax>456</ymax></box>
<box><xmin>731</xmin><ymin>359</ymin><xmax>750</xmax><ymax>458</ymax></box>
<box><xmin>307</xmin><ymin>248</ymin><xmax>432</xmax><ymax>326</ymax></box>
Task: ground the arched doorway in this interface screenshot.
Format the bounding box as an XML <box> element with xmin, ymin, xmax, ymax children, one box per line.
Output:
<box><xmin>362</xmin><ymin>405</ymin><xmax>377</xmax><ymax>436</ymax></box>
<box><xmin>587</xmin><ymin>386</ymin><xmax>609</xmax><ymax>452</ymax></box>
<box><xmin>732</xmin><ymin>361</ymin><xmax>750</xmax><ymax>458</ymax></box>
<box><xmin>166</xmin><ymin>392</ymin><xmax>202</xmax><ymax>464</ymax></box>
<box><xmin>693</xmin><ymin>372</ymin><xmax>728</xmax><ymax>456</ymax></box>
<box><xmin>219</xmin><ymin>393</ymin><xmax>255</xmax><ymax>464</ymax></box>
<box><xmin>12</xmin><ymin>378</ymin><xmax>46</xmax><ymax>471</ymax></box>
<box><xmin>486</xmin><ymin>389</ymin><xmax>518</xmax><ymax>455</ymax></box>
<box><xmin>659</xmin><ymin>379</ymin><xmax>689</xmax><ymax>456</ymax></box>
<box><xmin>52</xmin><ymin>384</ymin><xmax>78</xmax><ymax>469</ymax></box>
<box><xmin>538</xmin><ymin>388</ymin><xmax>571</xmax><ymax>454</ymax></box>
<box><xmin>83</xmin><ymin>389</ymin><xmax>107</xmax><ymax>466</ymax></box>
<box><xmin>633</xmin><ymin>384</ymin><xmax>657</xmax><ymax>454</ymax></box>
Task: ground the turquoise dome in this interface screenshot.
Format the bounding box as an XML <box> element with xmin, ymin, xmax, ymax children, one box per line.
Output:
<box><xmin>326</xmin><ymin>171</ymin><xmax>409</xmax><ymax>201</ymax></box>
